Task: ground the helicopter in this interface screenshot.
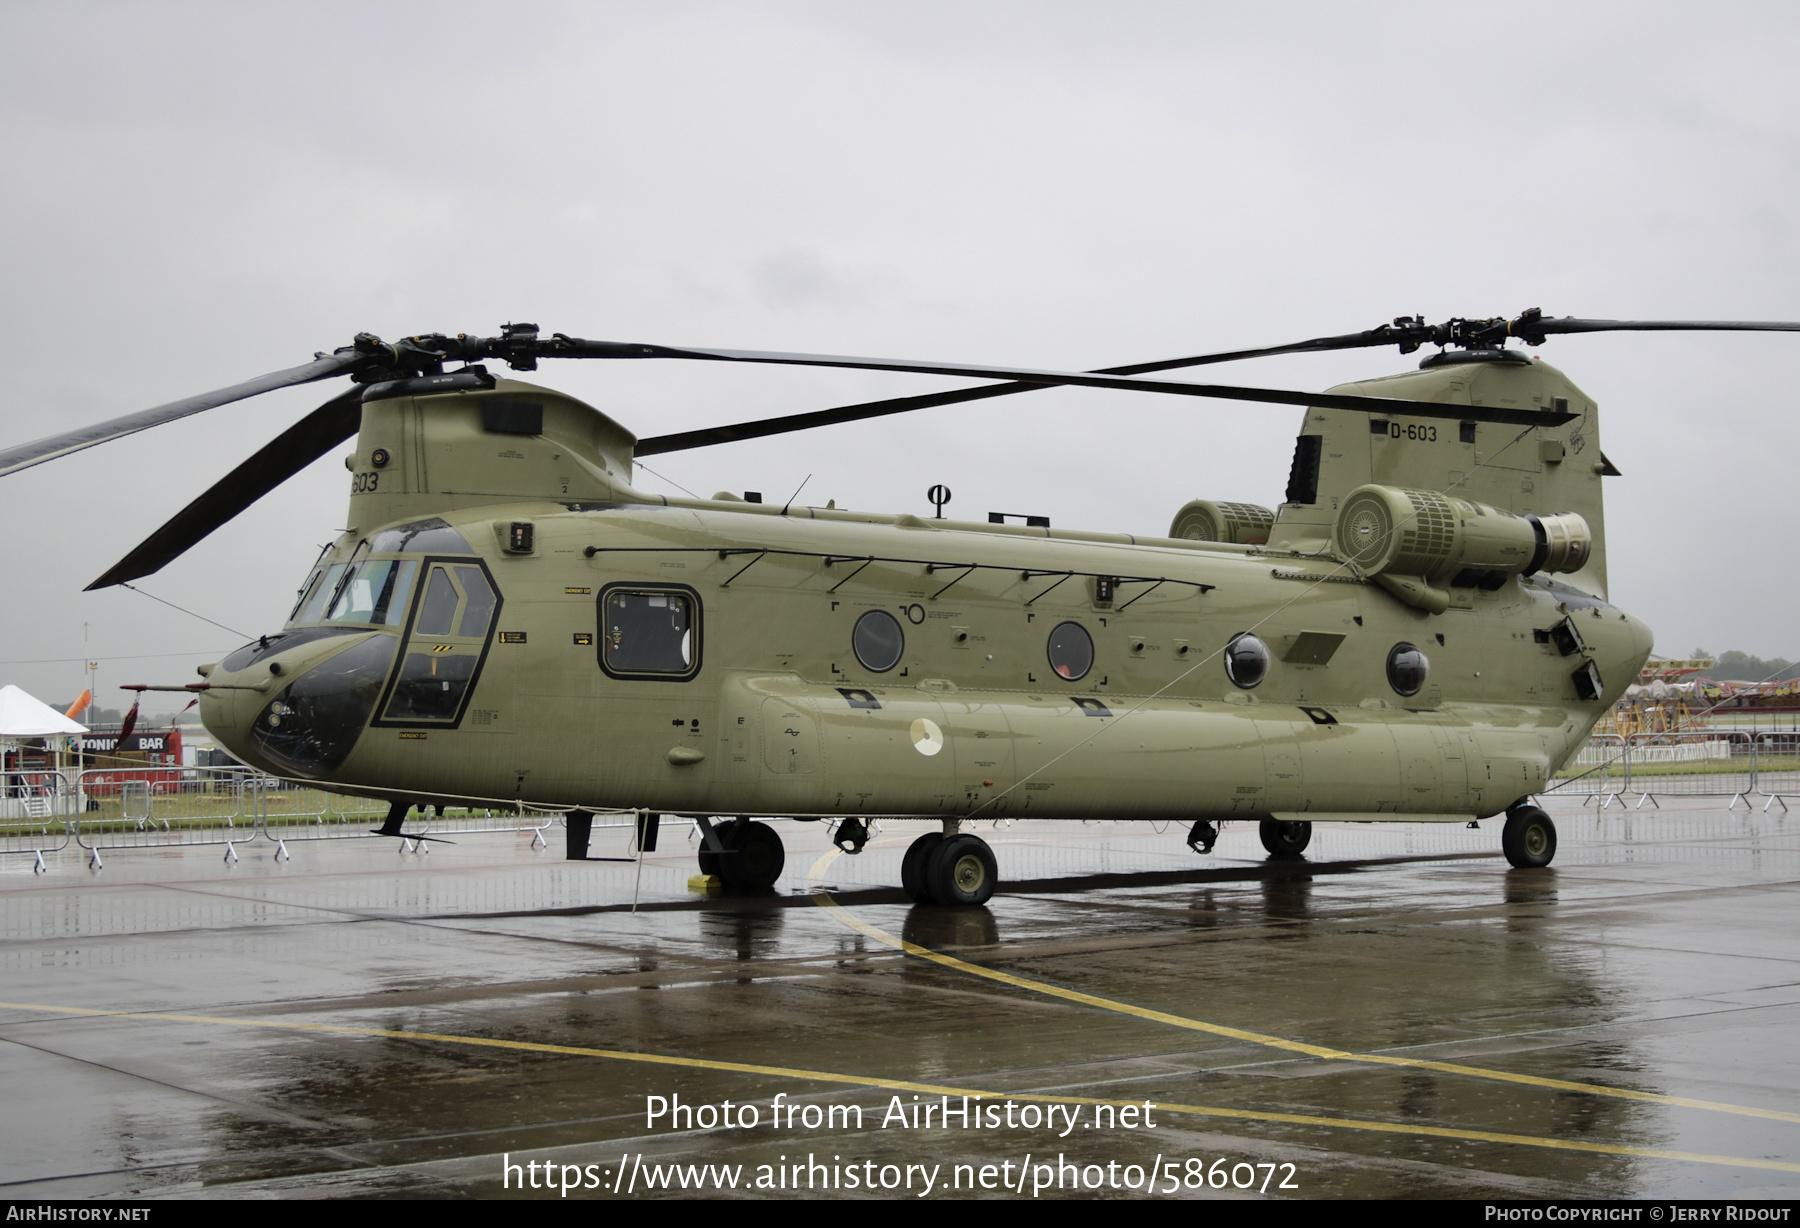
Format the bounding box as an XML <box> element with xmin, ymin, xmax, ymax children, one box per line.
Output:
<box><xmin>6</xmin><ymin>310</ymin><xmax>1794</xmax><ymax>906</ymax></box>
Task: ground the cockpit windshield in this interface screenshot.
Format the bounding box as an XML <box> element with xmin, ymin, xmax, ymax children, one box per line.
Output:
<box><xmin>327</xmin><ymin>559</ymin><xmax>417</xmax><ymax>625</ymax></box>
<box><xmin>284</xmin><ymin>519</ymin><xmax>470</xmax><ymax>630</ymax></box>
<box><xmin>286</xmin><ymin>558</ymin><xmax>418</xmax><ymax>628</ymax></box>
<box><xmin>291</xmin><ymin>564</ymin><xmax>347</xmax><ymax>625</ymax></box>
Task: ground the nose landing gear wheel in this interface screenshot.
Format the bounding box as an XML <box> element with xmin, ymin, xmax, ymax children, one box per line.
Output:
<box><xmin>901</xmin><ymin>832</ymin><xmax>943</xmax><ymax>902</ymax></box>
<box><xmin>1259</xmin><ymin>819</ymin><xmax>1312</xmax><ymax>857</ymax></box>
<box><xmin>924</xmin><ymin>834</ymin><xmax>998</xmax><ymax>906</ymax></box>
<box><xmin>1501</xmin><ymin>806</ymin><xmax>1557</xmax><ymax>869</ymax></box>
<box><xmin>717</xmin><ymin>819</ymin><xmax>786</xmax><ymax>890</ymax></box>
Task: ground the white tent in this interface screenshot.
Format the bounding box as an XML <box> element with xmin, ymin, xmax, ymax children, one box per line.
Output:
<box><xmin>0</xmin><ymin>685</ymin><xmax>88</xmax><ymax>737</ymax></box>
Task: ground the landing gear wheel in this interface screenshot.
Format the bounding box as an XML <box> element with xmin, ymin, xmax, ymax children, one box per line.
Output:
<box><xmin>718</xmin><ymin>819</ymin><xmax>786</xmax><ymax>890</ymax></box>
<box><xmin>1502</xmin><ymin>806</ymin><xmax>1557</xmax><ymax>869</ymax></box>
<box><xmin>1259</xmin><ymin>819</ymin><xmax>1312</xmax><ymax>857</ymax></box>
<box><xmin>901</xmin><ymin>833</ymin><xmax>943</xmax><ymax>902</ymax></box>
<box><xmin>696</xmin><ymin>821</ymin><xmax>726</xmax><ymax>877</ymax></box>
<box><xmin>924</xmin><ymin>834</ymin><xmax>998</xmax><ymax>906</ymax></box>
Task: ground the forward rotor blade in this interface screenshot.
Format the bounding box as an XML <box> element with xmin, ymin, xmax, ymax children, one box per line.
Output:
<box><xmin>0</xmin><ymin>351</ymin><xmax>362</xmax><ymax>480</ymax></box>
<box><xmin>86</xmin><ymin>387</ymin><xmax>365</xmax><ymax>590</ymax></box>
<box><xmin>1512</xmin><ymin>316</ymin><xmax>1800</xmax><ymax>341</ymax></box>
<box><xmin>635</xmin><ymin>331</ymin><xmax>1417</xmax><ymax>455</ymax></box>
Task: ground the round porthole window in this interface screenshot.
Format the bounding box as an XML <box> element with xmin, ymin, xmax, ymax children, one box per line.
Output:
<box><xmin>1046</xmin><ymin>621</ymin><xmax>1094</xmax><ymax>681</ymax></box>
<box><xmin>1223</xmin><ymin>633</ymin><xmax>1271</xmax><ymax>689</ymax></box>
<box><xmin>852</xmin><ymin>609</ymin><xmax>905</xmax><ymax>672</ymax></box>
<box><xmin>1387</xmin><ymin>642</ymin><xmax>1430</xmax><ymax>697</ymax></box>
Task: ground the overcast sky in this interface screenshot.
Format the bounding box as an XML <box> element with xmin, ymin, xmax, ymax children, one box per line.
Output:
<box><xmin>1</xmin><ymin>1</ymin><xmax>1795</xmax><ymax>712</ymax></box>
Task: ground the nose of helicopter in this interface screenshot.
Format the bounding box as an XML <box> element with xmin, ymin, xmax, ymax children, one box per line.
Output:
<box><xmin>199</xmin><ymin>631</ymin><xmax>397</xmax><ymax>778</ymax></box>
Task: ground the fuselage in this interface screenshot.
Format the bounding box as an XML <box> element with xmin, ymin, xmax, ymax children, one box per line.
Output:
<box><xmin>198</xmin><ymin>492</ymin><xmax>1653</xmax><ymax>824</ymax></box>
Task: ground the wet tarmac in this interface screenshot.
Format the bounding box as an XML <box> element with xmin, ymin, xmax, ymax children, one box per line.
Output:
<box><xmin>1</xmin><ymin>800</ymin><xmax>1797</xmax><ymax>1201</ymax></box>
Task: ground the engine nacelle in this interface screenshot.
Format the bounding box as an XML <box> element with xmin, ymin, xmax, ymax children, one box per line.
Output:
<box><xmin>1168</xmin><ymin>500</ymin><xmax>1274</xmax><ymax>545</ymax></box>
<box><xmin>1333</xmin><ymin>485</ymin><xmax>1591</xmax><ymax>612</ymax></box>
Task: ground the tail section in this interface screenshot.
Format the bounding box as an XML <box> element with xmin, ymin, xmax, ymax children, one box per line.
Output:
<box><xmin>1267</xmin><ymin>353</ymin><xmax>1615</xmax><ymax>599</ymax></box>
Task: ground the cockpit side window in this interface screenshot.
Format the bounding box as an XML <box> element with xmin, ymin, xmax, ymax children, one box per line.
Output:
<box><xmin>373</xmin><ymin>559</ymin><xmax>504</xmax><ymax>726</ymax></box>
<box><xmin>414</xmin><ymin>567</ymin><xmax>460</xmax><ymax>635</ymax></box>
<box><xmin>456</xmin><ymin>567</ymin><xmax>497</xmax><ymax>638</ymax></box>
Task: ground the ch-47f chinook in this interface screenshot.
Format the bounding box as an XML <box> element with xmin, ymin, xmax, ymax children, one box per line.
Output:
<box><xmin>8</xmin><ymin>310</ymin><xmax>1794</xmax><ymax>906</ymax></box>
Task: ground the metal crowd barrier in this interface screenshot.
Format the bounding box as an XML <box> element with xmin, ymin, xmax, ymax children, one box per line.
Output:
<box><xmin>1542</xmin><ymin>732</ymin><xmax>1795</xmax><ymax>811</ymax></box>
<box><xmin>1624</xmin><ymin>732</ymin><xmax>1755</xmax><ymax>808</ymax></box>
<box><xmin>1754</xmin><ymin>732</ymin><xmax>1800</xmax><ymax>812</ymax></box>
<box><xmin>1544</xmin><ymin>734</ymin><xmax>1628</xmax><ymax>806</ymax></box>
<box><xmin>37</xmin><ymin>764</ymin><xmax>652</xmax><ymax>868</ymax></box>
<box><xmin>0</xmin><ymin>771</ymin><xmax>72</xmax><ymax>871</ymax></box>
<box><xmin>408</xmin><ymin>805</ymin><xmax>563</xmax><ymax>850</ymax></box>
<box><xmin>255</xmin><ymin>782</ymin><xmax>390</xmax><ymax>852</ymax></box>
<box><xmin>74</xmin><ymin>766</ymin><xmax>259</xmax><ymax>866</ymax></box>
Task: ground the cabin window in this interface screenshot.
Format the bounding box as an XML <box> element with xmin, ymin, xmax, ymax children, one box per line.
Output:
<box><xmin>1387</xmin><ymin>642</ymin><xmax>1429</xmax><ymax>697</ymax></box>
<box><xmin>599</xmin><ymin>585</ymin><xmax>701</xmax><ymax>679</ymax></box>
<box><xmin>1046</xmin><ymin>621</ymin><xmax>1094</xmax><ymax>681</ymax></box>
<box><xmin>1224</xmin><ymin>633</ymin><xmax>1271</xmax><ymax>689</ymax></box>
<box><xmin>852</xmin><ymin>610</ymin><xmax>905</xmax><ymax>673</ymax></box>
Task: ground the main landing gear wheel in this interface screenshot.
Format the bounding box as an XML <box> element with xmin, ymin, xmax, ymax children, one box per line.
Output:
<box><xmin>717</xmin><ymin>819</ymin><xmax>786</xmax><ymax>890</ymax></box>
<box><xmin>924</xmin><ymin>834</ymin><xmax>998</xmax><ymax>907</ymax></box>
<box><xmin>696</xmin><ymin>822</ymin><xmax>725</xmax><ymax>877</ymax></box>
<box><xmin>1501</xmin><ymin>806</ymin><xmax>1557</xmax><ymax>869</ymax></box>
<box><xmin>901</xmin><ymin>832</ymin><xmax>943</xmax><ymax>902</ymax></box>
<box><xmin>1259</xmin><ymin>819</ymin><xmax>1312</xmax><ymax>857</ymax></box>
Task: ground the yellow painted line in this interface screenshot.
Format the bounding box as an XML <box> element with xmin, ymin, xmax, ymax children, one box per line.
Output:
<box><xmin>1</xmin><ymin>999</ymin><xmax>1796</xmax><ymax>1175</ymax></box>
<box><xmin>805</xmin><ymin>848</ymin><xmax>1800</xmax><ymax>1126</ymax></box>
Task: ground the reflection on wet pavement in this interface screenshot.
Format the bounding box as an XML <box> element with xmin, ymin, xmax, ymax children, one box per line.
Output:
<box><xmin>0</xmin><ymin>801</ymin><xmax>1797</xmax><ymax>1199</ymax></box>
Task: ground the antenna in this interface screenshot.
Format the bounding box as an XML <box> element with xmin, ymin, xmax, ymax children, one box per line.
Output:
<box><xmin>779</xmin><ymin>473</ymin><xmax>812</xmax><ymax>516</ymax></box>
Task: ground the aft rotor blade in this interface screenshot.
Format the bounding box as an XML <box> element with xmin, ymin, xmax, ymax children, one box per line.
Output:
<box><xmin>635</xmin><ymin>335</ymin><xmax>1407</xmax><ymax>455</ymax></box>
<box><xmin>630</xmin><ymin>312</ymin><xmax>1800</xmax><ymax>453</ymax></box>
<box><xmin>86</xmin><ymin>387</ymin><xmax>365</xmax><ymax>590</ymax></box>
<box><xmin>570</xmin><ymin>341</ymin><xmax>1572</xmax><ymax>435</ymax></box>
<box><xmin>0</xmin><ymin>350</ymin><xmax>362</xmax><ymax>480</ymax></box>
